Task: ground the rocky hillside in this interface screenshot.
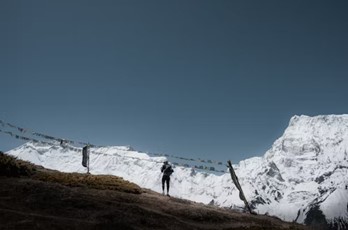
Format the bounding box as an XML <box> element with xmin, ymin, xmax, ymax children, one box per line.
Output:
<box><xmin>0</xmin><ymin>152</ymin><xmax>306</xmax><ymax>230</ymax></box>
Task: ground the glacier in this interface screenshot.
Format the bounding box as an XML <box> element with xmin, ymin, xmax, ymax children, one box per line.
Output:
<box><xmin>5</xmin><ymin>114</ymin><xmax>348</xmax><ymax>227</ymax></box>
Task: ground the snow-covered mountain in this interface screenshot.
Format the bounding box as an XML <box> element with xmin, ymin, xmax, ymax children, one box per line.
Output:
<box><xmin>6</xmin><ymin>115</ymin><xmax>348</xmax><ymax>228</ymax></box>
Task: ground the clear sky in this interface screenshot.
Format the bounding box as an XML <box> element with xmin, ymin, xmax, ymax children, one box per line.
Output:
<box><xmin>1</xmin><ymin>0</ymin><xmax>347</xmax><ymax>163</ymax></box>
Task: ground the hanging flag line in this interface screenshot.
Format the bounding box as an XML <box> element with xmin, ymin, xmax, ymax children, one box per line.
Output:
<box><xmin>0</xmin><ymin>127</ymin><xmax>226</xmax><ymax>173</ymax></box>
<box><xmin>150</xmin><ymin>153</ymin><xmax>224</xmax><ymax>166</ymax></box>
<box><xmin>0</xmin><ymin>119</ymin><xmax>227</xmax><ymax>172</ymax></box>
<box><xmin>0</xmin><ymin>128</ymin><xmax>82</xmax><ymax>152</ymax></box>
<box><xmin>88</xmin><ymin>149</ymin><xmax>225</xmax><ymax>173</ymax></box>
<box><xmin>0</xmin><ymin>120</ymin><xmax>99</xmax><ymax>147</ymax></box>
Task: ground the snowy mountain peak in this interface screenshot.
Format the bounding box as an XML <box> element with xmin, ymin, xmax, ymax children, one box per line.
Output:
<box><xmin>5</xmin><ymin>114</ymin><xmax>348</xmax><ymax>228</ymax></box>
<box><xmin>286</xmin><ymin>114</ymin><xmax>348</xmax><ymax>142</ymax></box>
<box><xmin>266</xmin><ymin>114</ymin><xmax>348</xmax><ymax>160</ymax></box>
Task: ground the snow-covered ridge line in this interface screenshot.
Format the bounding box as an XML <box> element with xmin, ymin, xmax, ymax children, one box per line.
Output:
<box><xmin>7</xmin><ymin>114</ymin><xmax>348</xmax><ymax>228</ymax></box>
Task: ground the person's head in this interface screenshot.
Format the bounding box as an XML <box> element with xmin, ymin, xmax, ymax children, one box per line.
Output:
<box><xmin>164</xmin><ymin>161</ymin><xmax>168</xmax><ymax>165</ymax></box>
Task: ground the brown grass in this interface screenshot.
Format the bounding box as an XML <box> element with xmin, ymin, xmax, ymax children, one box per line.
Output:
<box><xmin>0</xmin><ymin>152</ymin><xmax>36</xmax><ymax>177</ymax></box>
<box><xmin>0</xmin><ymin>152</ymin><xmax>142</xmax><ymax>194</ymax></box>
<box><xmin>34</xmin><ymin>172</ymin><xmax>142</xmax><ymax>194</ymax></box>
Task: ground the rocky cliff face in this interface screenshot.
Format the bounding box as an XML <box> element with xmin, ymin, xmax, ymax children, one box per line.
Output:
<box><xmin>248</xmin><ymin>115</ymin><xmax>348</xmax><ymax>228</ymax></box>
<box><xmin>6</xmin><ymin>115</ymin><xmax>348</xmax><ymax>228</ymax></box>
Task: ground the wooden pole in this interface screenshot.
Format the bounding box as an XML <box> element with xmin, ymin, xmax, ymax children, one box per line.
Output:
<box><xmin>227</xmin><ymin>160</ymin><xmax>253</xmax><ymax>214</ymax></box>
<box><xmin>87</xmin><ymin>144</ymin><xmax>90</xmax><ymax>174</ymax></box>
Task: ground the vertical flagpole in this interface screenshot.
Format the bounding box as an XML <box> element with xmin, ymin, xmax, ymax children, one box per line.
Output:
<box><xmin>87</xmin><ymin>143</ymin><xmax>90</xmax><ymax>174</ymax></box>
<box><xmin>227</xmin><ymin>160</ymin><xmax>253</xmax><ymax>214</ymax></box>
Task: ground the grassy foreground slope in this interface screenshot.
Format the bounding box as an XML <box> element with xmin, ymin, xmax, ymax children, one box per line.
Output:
<box><xmin>0</xmin><ymin>152</ymin><xmax>308</xmax><ymax>230</ymax></box>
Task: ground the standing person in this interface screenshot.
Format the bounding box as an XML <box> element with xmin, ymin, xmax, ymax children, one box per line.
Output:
<box><xmin>161</xmin><ymin>161</ymin><xmax>174</xmax><ymax>196</ymax></box>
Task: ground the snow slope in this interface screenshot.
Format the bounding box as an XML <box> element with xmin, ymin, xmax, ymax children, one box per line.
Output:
<box><xmin>6</xmin><ymin>115</ymin><xmax>348</xmax><ymax>227</ymax></box>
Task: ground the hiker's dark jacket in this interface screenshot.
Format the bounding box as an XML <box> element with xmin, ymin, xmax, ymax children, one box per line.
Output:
<box><xmin>161</xmin><ymin>164</ymin><xmax>174</xmax><ymax>177</ymax></box>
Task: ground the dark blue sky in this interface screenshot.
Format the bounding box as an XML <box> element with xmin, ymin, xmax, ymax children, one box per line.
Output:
<box><xmin>1</xmin><ymin>0</ymin><xmax>347</xmax><ymax>163</ymax></box>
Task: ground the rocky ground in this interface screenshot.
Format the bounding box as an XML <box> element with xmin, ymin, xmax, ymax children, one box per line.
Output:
<box><xmin>0</xmin><ymin>152</ymin><xmax>308</xmax><ymax>230</ymax></box>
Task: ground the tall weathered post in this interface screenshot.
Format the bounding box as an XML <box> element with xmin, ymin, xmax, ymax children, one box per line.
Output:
<box><xmin>227</xmin><ymin>160</ymin><xmax>253</xmax><ymax>214</ymax></box>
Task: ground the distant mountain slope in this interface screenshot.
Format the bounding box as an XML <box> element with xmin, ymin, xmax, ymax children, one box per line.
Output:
<box><xmin>6</xmin><ymin>115</ymin><xmax>348</xmax><ymax>229</ymax></box>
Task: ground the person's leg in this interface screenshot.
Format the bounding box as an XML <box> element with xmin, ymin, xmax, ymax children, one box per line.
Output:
<box><xmin>166</xmin><ymin>177</ymin><xmax>170</xmax><ymax>194</ymax></box>
<box><xmin>162</xmin><ymin>176</ymin><xmax>165</xmax><ymax>194</ymax></box>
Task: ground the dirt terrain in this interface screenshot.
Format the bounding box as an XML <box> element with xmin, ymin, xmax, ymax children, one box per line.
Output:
<box><xmin>0</xmin><ymin>152</ymin><xmax>308</xmax><ymax>230</ymax></box>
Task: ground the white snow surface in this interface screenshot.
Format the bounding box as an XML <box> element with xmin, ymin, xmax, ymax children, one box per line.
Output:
<box><xmin>6</xmin><ymin>114</ymin><xmax>348</xmax><ymax>225</ymax></box>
